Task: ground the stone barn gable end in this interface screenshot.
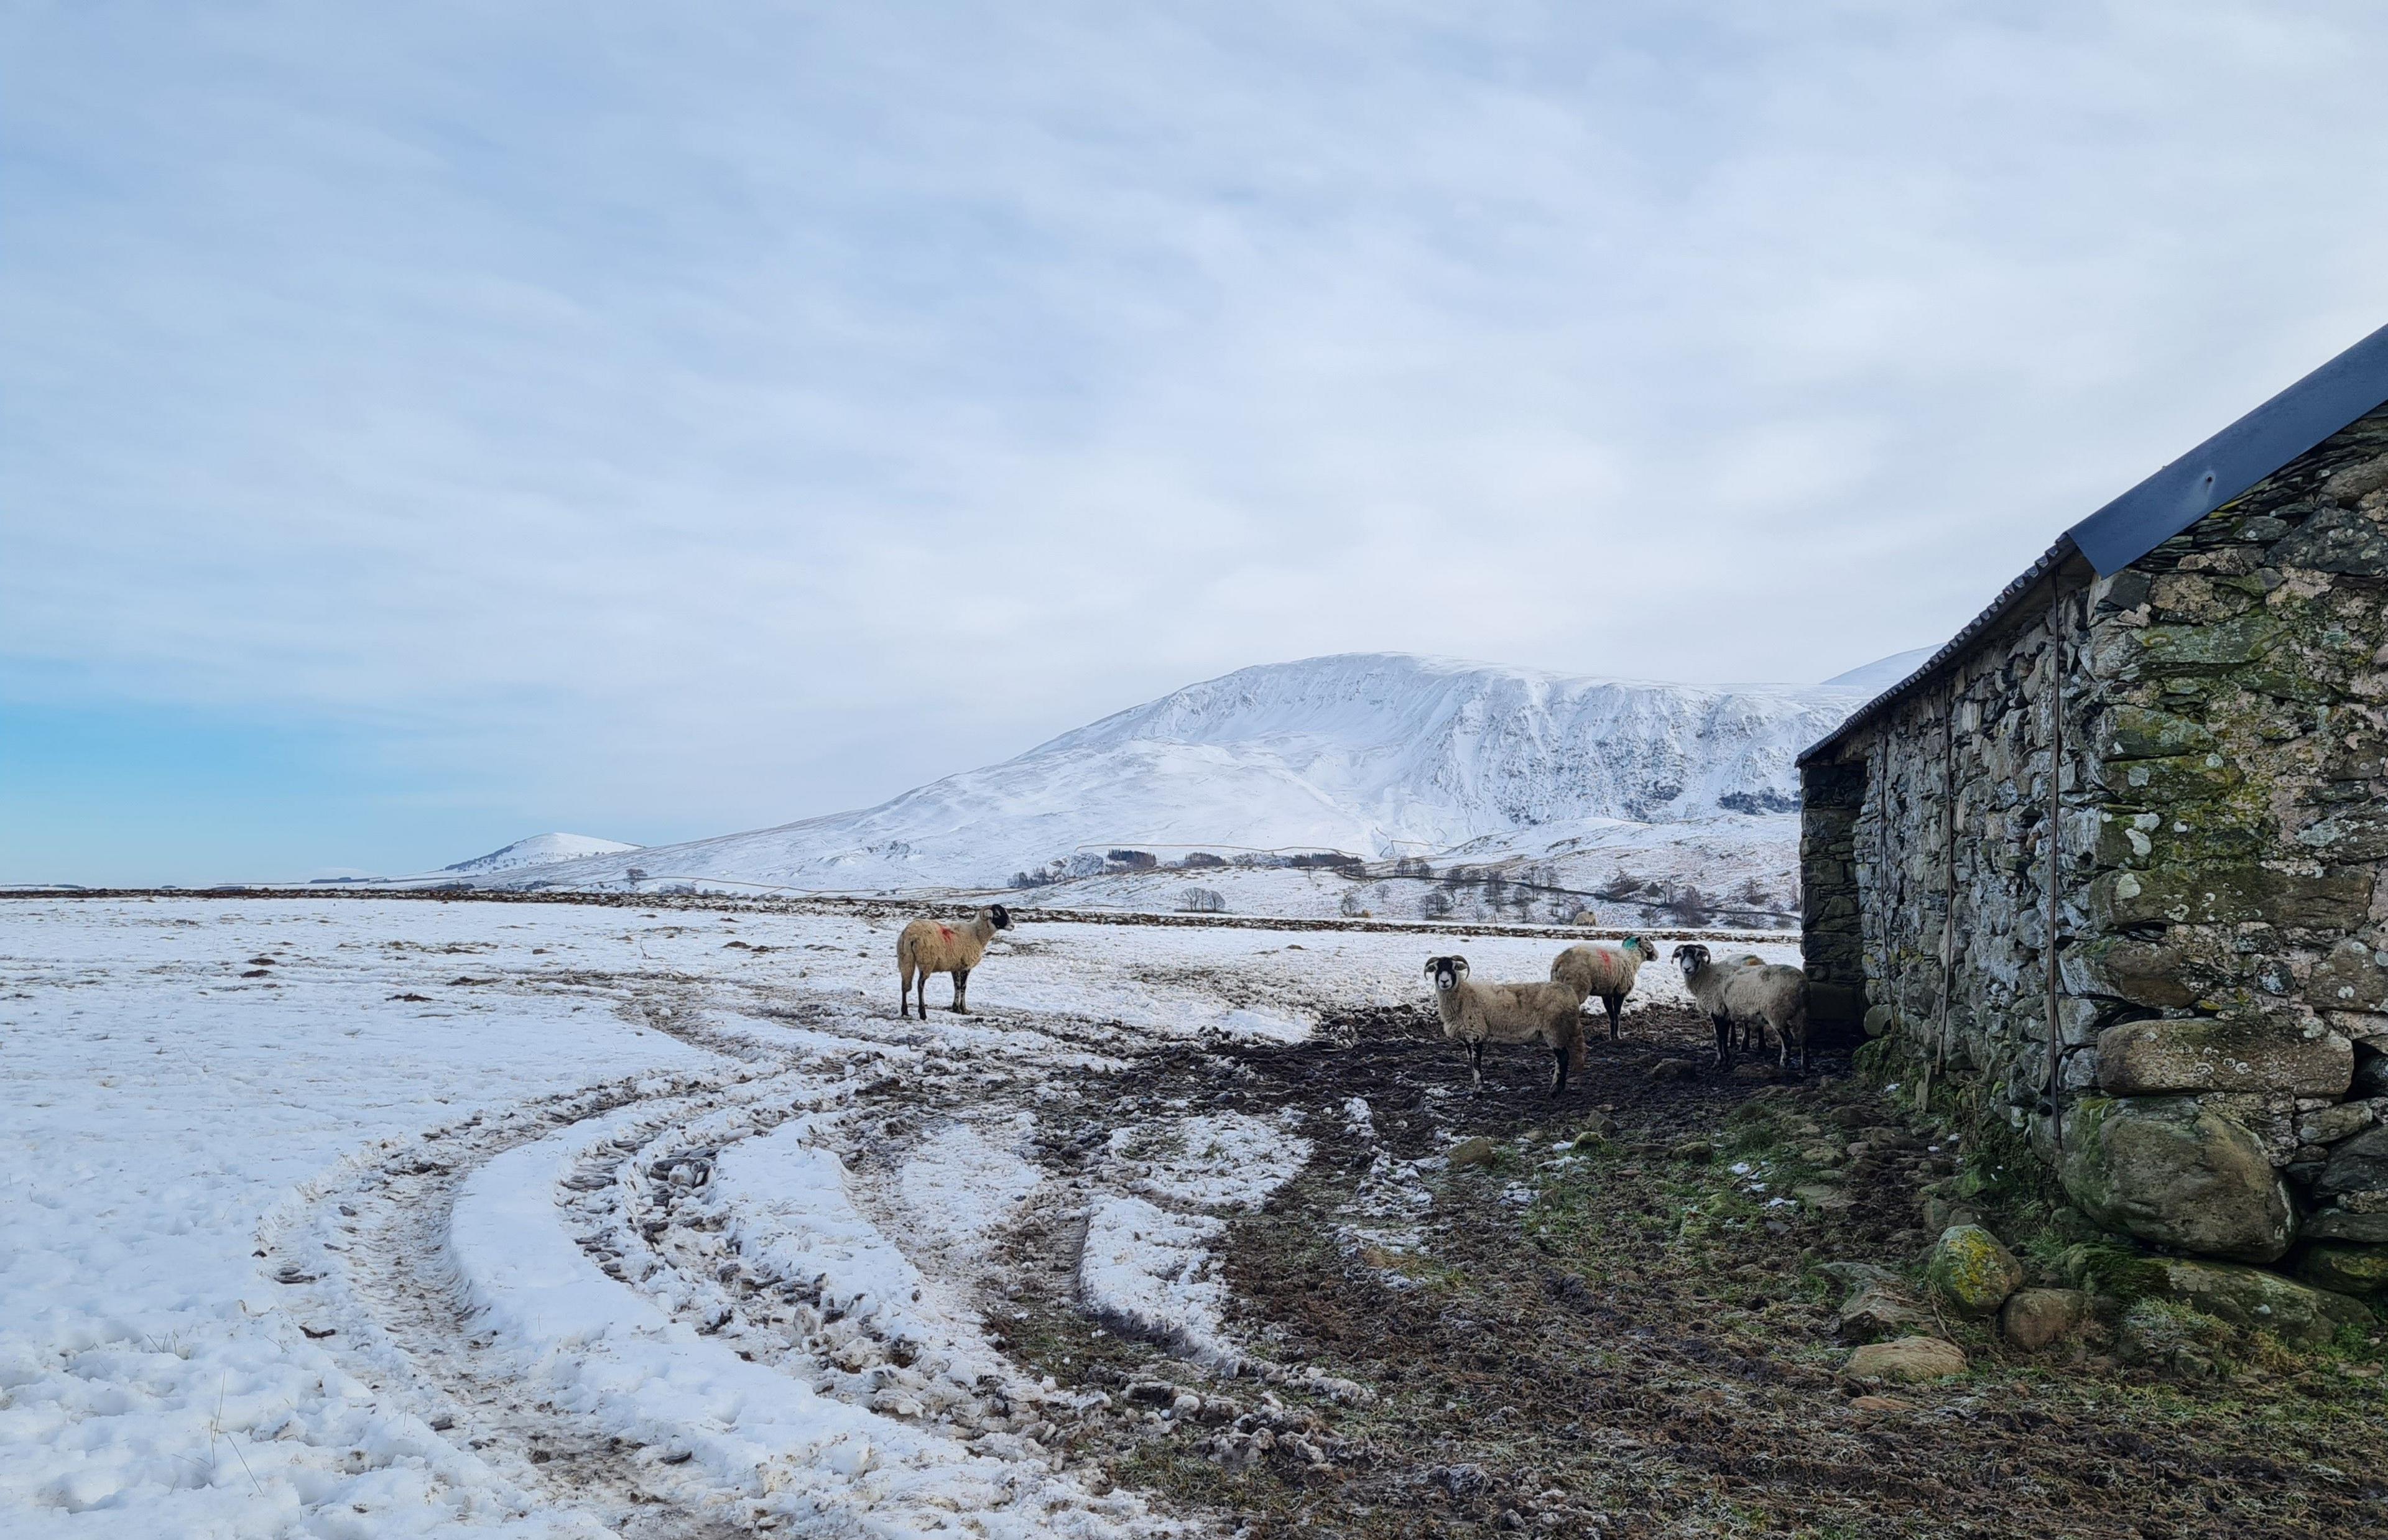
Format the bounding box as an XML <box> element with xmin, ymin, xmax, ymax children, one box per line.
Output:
<box><xmin>1797</xmin><ymin>323</ymin><xmax>2388</xmax><ymax>1268</ymax></box>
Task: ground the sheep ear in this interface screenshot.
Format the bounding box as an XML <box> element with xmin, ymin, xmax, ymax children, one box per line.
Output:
<box><xmin>1423</xmin><ymin>957</ymin><xmax>1441</xmax><ymax>975</ymax></box>
<box><xmin>1452</xmin><ymin>956</ymin><xmax>1469</xmax><ymax>975</ymax></box>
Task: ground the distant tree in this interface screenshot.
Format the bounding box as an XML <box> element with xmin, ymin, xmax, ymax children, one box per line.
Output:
<box><xmin>1178</xmin><ymin>886</ymin><xmax>1226</xmax><ymax>913</ymax></box>
<box><xmin>1666</xmin><ymin>885</ymin><xmax>1716</xmax><ymax>926</ymax></box>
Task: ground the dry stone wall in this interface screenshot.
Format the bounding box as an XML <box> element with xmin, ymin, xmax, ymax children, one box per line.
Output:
<box><xmin>1803</xmin><ymin>408</ymin><xmax>2388</xmax><ymax>1287</ymax></box>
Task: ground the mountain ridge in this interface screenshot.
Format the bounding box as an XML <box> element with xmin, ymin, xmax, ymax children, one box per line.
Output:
<box><xmin>442</xmin><ymin>652</ymin><xmax>1876</xmax><ymax>918</ymax></box>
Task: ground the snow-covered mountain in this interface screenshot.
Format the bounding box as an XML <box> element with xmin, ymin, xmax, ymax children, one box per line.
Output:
<box><xmin>438</xmin><ymin>832</ymin><xmax>641</xmax><ymax>875</ymax></box>
<box><xmin>454</xmin><ymin>653</ymin><xmax>1881</xmax><ymax>924</ymax></box>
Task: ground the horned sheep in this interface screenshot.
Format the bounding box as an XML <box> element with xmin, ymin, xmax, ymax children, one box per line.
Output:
<box><xmin>897</xmin><ymin>905</ymin><xmax>1012</xmax><ymax>1019</ymax></box>
<box><xmin>1671</xmin><ymin>944</ymin><xmax>1810</xmax><ymax>1069</ymax></box>
<box><xmin>1424</xmin><ymin>954</ymin><xmax>1588</xmax><ymax>1096</ymax></box>
<box><xmin>1548</xmin><ymin>936</ymin><xmax>1657</xmax><ymax>1042</ymax></box>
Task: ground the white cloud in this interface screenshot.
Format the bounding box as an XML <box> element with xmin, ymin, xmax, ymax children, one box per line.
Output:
<box><xmin>6</xmin><ymin>1</ymin><xmax>2386</xmax><ymax>837</ymax></box>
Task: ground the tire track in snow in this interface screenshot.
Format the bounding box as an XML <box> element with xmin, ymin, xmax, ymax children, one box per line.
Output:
<box><xmin>279</xmin><ymin>995</ymin><xmax>1193</xmax><ymax>1538</ymax></box>
<box><xmin>287</xmin><ymin>1072</ymin><xmax>775</xmax><ymax>1537</ymax></box>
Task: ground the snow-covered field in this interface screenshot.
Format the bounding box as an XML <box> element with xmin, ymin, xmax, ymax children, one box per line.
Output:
<box><xmin>0</xmin><ymin>896</ymin><xmax>1796</xmax><ymax>1536</ymax></box>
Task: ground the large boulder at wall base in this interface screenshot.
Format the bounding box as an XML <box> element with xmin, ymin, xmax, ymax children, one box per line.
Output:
<box><xmin>2001</xmin><ymin>1288</ymin><xmax>2090</xmax><ymax>1350</ymax></box>
<box><xmin>2094</xmin><ymin>1013</ymin><xmax>2351</xmax><ymax>1098</ymax></box>
<box><xmin>2059</xmin><ymin>1097</ymin><xmax>2297</xmax><ymax>1263</ymax></box>
<box><xmin>2126</xmin><ymin>1258</ymin><xmax>2376</xmax><ymax>1347</ymax></box>
<box><xmin>2293</xmin><ymin>1242</ymin><xmax>2388</xmax><ymax>1297</ymax></box>
<box><xmin>1926</xmin><ymin>1225</ymin><xmax>2025</xmax><ymax>1319</ymax></box>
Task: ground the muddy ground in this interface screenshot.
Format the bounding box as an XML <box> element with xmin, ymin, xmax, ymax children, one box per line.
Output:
<box><xmin>960</xmin><ymin>1005</ymin><xmax>2388</xmax><ymax>1540</ymax></box>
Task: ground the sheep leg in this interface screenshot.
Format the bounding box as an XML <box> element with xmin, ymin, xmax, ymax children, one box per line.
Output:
<box><xmin>1603</xmin><ymin>994</ymin><xmax>1622</xmax><ymax>1042</ymax></box>
<box><xmin>1548</xmin><ymin>1043</ymin><xmax>1568</xmax><ymax>1096</ymax></box>
<box><xmin>900</xmin><ymin>963</ymin><xmax>915</xmax><ymax>1020</ymax></box>
<box><xmin>1711</xmin><ymin>1014</ymin><xmax>1732</xmax><ymax>1065</ymax></box>
<box><xmin>951</xmin><ymin>966</ymin><xmax>971</xmax><ymax>1014</ymax></box>
<box><xmin>1468</xmin><ymin>1040</ymin><xmax>1484</xmax><ymax>1094</ymax></box>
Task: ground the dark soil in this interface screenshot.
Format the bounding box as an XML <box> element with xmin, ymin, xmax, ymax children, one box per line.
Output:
<box><xmin>978</xmin><ymin>1005</ymin><xmax>2388</xmax><ymax>1540</ymax></box>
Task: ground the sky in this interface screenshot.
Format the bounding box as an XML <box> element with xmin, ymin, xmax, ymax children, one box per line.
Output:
<box><xmin>6</xmin><ymin>2</ymin><xmax>2388</xmax><ymax>884</ymax></box>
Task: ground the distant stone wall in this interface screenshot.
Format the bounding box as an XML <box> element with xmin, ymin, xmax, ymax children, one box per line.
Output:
<box><xmin>1802</xmin><ymin>407</ymin><xmax>2388</xmax><ymax>1280</ymax></box>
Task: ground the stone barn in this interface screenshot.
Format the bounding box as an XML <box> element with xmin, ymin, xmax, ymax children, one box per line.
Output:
<box><xmin>1798</xmin><ymin>324</ymin><xmax>2388</xmax><ymax>1292</ymax></box>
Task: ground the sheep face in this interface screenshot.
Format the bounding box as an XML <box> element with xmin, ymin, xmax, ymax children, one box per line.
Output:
<box><xmin>1672</xmin><ymin>943</ymin><xmax>1711</xmax><ymax>982</ymax></box>
<box><xmin>1423</xmin><ymin>954</ymin><xmax>1471</xmax><ymax>994</ymax></box>
<box><xmin>989</xmin><ymin>904</ymin><xmax>1013</xmax><ymax>930</ymax></box>
<box><xmin>1627</xmin><ymin>936</ymin><xmax>1655</xmax><ymax>962</ymax></box>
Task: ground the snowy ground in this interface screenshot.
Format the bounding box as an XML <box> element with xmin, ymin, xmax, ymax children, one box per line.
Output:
<box><xmin>0</xmin><ymin>897</ymin><xmax>1795</xmax><ymax>1537</ymax></box>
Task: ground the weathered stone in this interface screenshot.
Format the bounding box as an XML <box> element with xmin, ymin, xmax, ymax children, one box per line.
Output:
<box><xmin>2090</xmin><ymin>864</ymin><xmax>2372</xmax><ymax>931</ymax></box>
<box><xmin>2302</xmin><ymin>1207</ymin><xmax>2388</xmax><ymax>1242</ymax></box>
<box><xmin>2117</xmin><ymin>1299</ymin><xmax>2229</xmax><ymax>1379</ymax></box>
<box><xmin>1920</xmin><ymin>1192</ymin><xmax>1981</xmax><ymax>1235</ymax></box>
<box><xmin>2126</xmin><ymin>1256</ymin><xmax>2373</xmax><ymax>1347</ymax></box>
<box><xmin>2269</xmin><ymin>868</ymin><xmax>2377</xmax><ymax>929</ymax></box>
<box><xmin>2133</xmin><ymin>614</ymin><xmax>2282</xmax><ymax>673</ymax></box>
<box><xmin>1926</xmin><ymin>1225</ymin><xmax>2025</xmax><ymax>1318</ymax></box>
<box><xmin>1843</xmin><ymin>1337</ymin><xmax>1967</xmax><ymax>1383</ymax></box>
<box><xmin>2297</xmin><ymin>1100</ymin><xmax>2376</xmax><ymax>1146</ymax></box>
<box><xmin>2292</xmin><ymin>1242</ymin><xmax>2388</xmax><ymax>1296</ymax></box>
<box><xmin>2317</xmin><ymin>1125</ymin><xmax>2388</xmax><ymax>1197</ymax></box>
<box><xmin>2101</xmin><ymin>706</ymin><xmax>2217</xmax><ymax>760</ymax></box>
<box><xmin>1447</xmin><ymin>1136</ymin><xmax>1496</xmax><ymax>1168</ymax></box>
<box><xmin>2109</xmin><ymin>752</ymin><xmax>2243</xmax><ymax>803</ymax></box>
<box><xmin>2070</xmin><ymin>938</ymin><xmax>2200</xmax><ymax>1008</ymax></box>
<box><xmin>2295</xmin><ymin>811</ymin><xmax>2388</xmax><ymax>864</ymax></box>
<box><xmin>2058</xmin><ymin>1096</ymin><xmax>2297</xmax><ymax>1262</ymax></box>
<box><xmin>2094</xmin><ymin>1015</ymin><xmax>2351</xmax><ymax>1097</ymax></box>
<box><xmin>1847</xmin><ymin>1394</ymin><xmax>1915</xmax><ymax>1413</ymax></box>
<box><xmin>1819</xmin><ymin>1263</ymin><xmax>1932</xmax><ymax>1342</ymax></box>
<box><xmin>2305</xmin><ymin>940</ymin><xmax>2388</xmax><ymax>1018</ymax></box>
<box><xmin>2321</xmin><ymin>451</ymin><xmax>2388</xmax><ymax>505</ymax></box>
<box><xmin>2000</xmin><ymin>1288</ymin><xmax>2089</xmax><ymax>1350</ymax></box>
<box><xmin>1863</xmin><ymin>1003</ymin><xmax>1895</xmax><ymax>1038</ymax></box>
<box><xmin>2269</xmin><ymin>505</ymin><xmax>2388</xmax><ymax>576</ymax></box>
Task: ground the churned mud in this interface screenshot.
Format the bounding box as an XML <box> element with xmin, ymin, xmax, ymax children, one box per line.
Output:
<box><xmin>960</xmin><ymin>1005</ymin><xmax>2388</xmax><ymax>1539</ymax></box>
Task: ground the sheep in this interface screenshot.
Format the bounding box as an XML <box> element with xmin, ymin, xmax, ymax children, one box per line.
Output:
<box><xmin>1671</xmin><ymin>944</ymin><xmax>1810</xmax><ymax>1068</ymax></box>
<box><xmin>1723</xmin><ymin>961</ymin><xmax>1811</xmax><ymax>1070</ymax></box>
<box><xmin>1424</xmin><ymin>954</ymin><xmax>1588</xmax><ymax>1096</ymax></box>
<box><xmin>897</xmin><ymin>905</ymin><xmax>1012</xmax><ymax>1019</ymax></box>
<box><xmin>1672</xmin><ymin>943</ymin><xmax>1756</xmax><ymax>1064</ymax></box>
<box><xmin>1549</xmin><ymin>936</ymin><xmax>1658</xmax><ymax>1043</ymax></box>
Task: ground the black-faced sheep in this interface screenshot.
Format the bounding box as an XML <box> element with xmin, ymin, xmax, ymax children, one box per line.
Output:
<box><xmin>1672</xmin><ymin>944</ymin><xmax>1809</xmax><ymax>1068</ymax></box>
<box><xmin>1425</xmin><ymin>954</ymin><xmax>1588</xmax><ymax>1096</ymax></box>
<box><xmin>1549</xmin><ymin>936</ymin><xmax>1657</xmax><ymax>1043</ymax></box>
<box><xmin>897</xmin><ymin>905</ymin><xmax>1012</xmax><ymax>1019</ymax></box>
<box><xmin>1672</xmin><ymin>943</ymin><xmax>1753</xmax><ymax>1063</ymax></box>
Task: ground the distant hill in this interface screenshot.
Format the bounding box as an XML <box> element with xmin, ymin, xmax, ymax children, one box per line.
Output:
<box><xmin>438</xmin><ymin>832</ymin><xmax>641</xmax><ymax>876</ymax></box>
<box><xmin>442</xmin><ymin>652</ymin><xmax>1899</xmax><ymax>924</ymax></box>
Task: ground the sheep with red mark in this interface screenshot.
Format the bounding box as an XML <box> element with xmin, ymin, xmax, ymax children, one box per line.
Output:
<box><xmin>1548</xmin><ymin>936</ymin><xmax>1657</xmax><ymax>1043</ymax></box>
<box><xmin>897</xmin><ymin>905</ymin><xmax>1012</xmax><ymax>1019</ymax></box>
